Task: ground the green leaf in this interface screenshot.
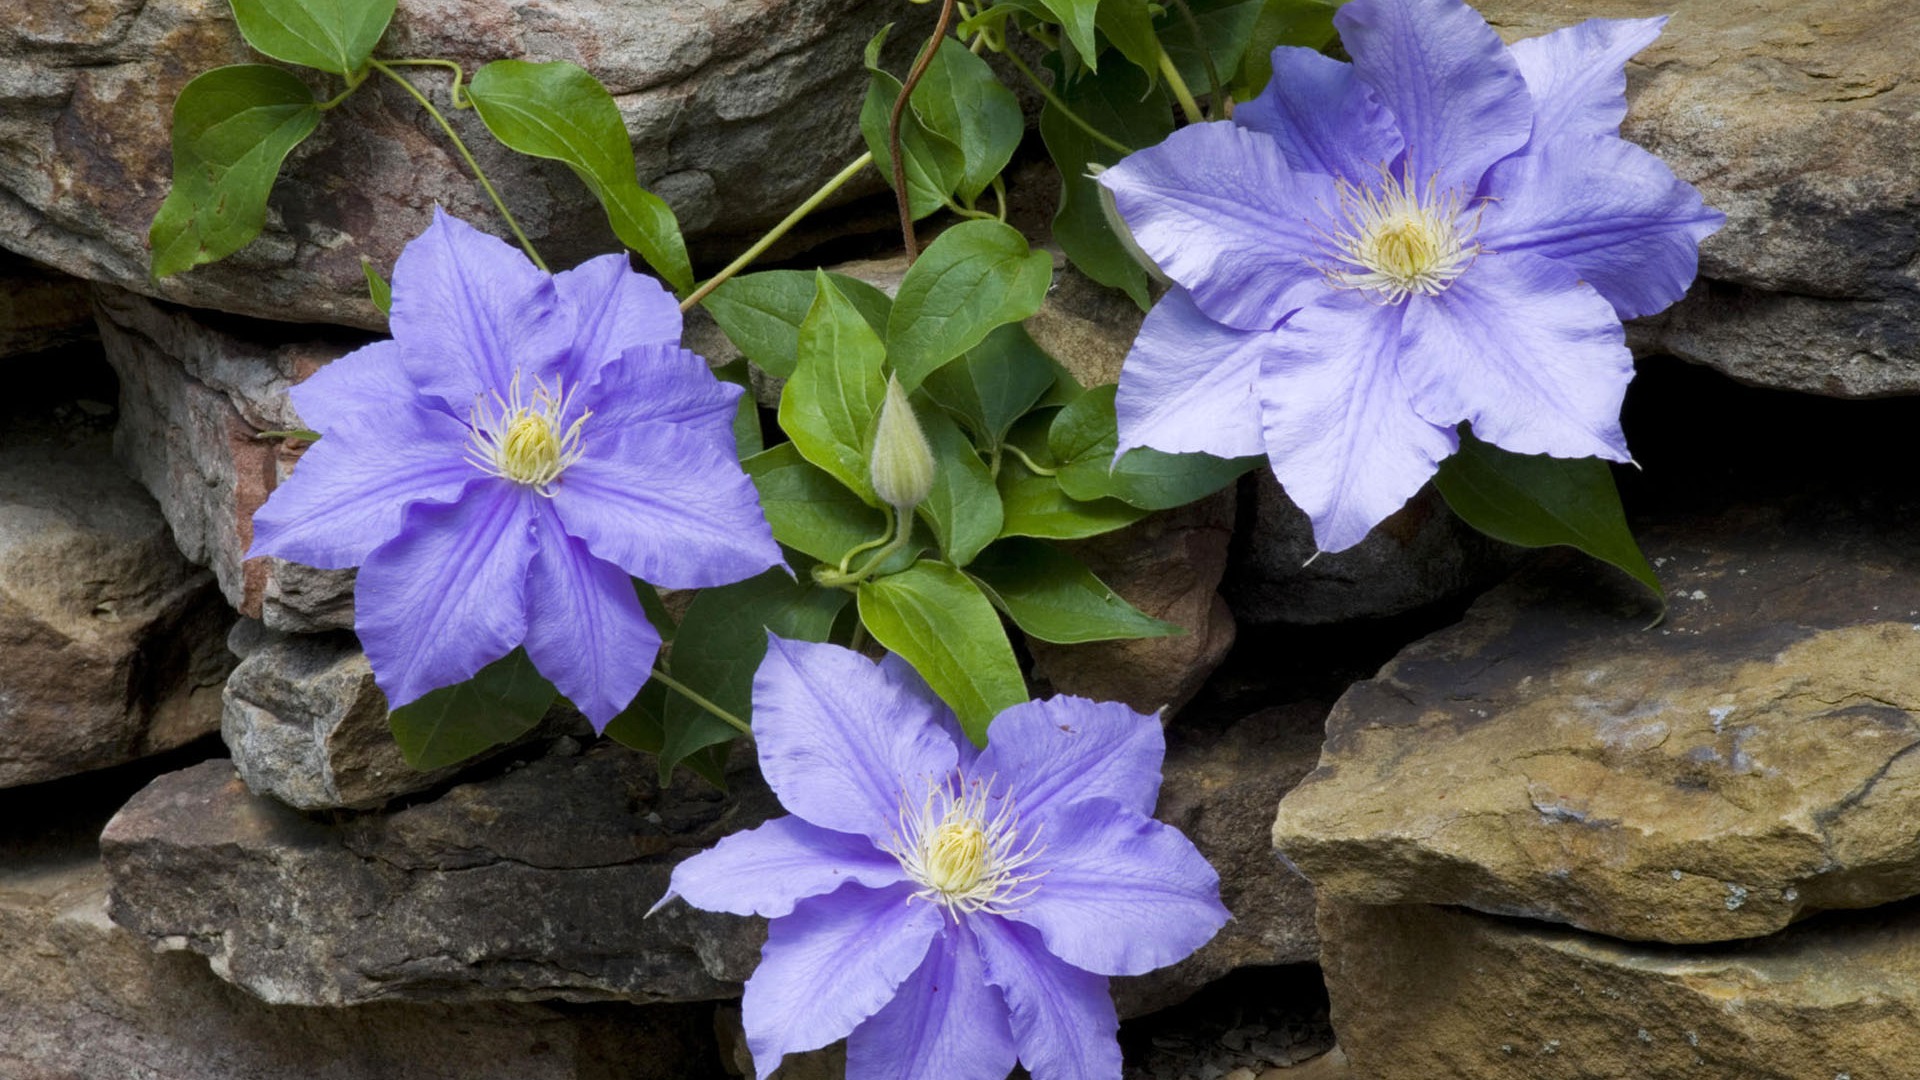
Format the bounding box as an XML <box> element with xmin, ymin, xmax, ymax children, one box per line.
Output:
<box><xmin>860</xmin><ymin>28</ymin><xmax>967</xmax><ymax>221</ymax></box>
<box><xmin>713</xmin><ymin>358</ymin><xmax>762</xmax><ymax>459</ymax></box>
<box><xmin>779</xmin><ymin>273</ymin><xmax>889</xmax><ymax>503</ymax></box>
<box><xmin>1433</xmin><ymin>430</ymin><xmax>1664</xmax><ymax>603</ymax></box>
<box><xmin>387</xmin><ymin>648</ymin><xmax>556</xmax><ymax>771</ymax></box>
<box><xmin>1037</xmin><ymin>0</ymin><xmax>1104</xmax><ymax>69</ymax></box>
<box><xmin>1158</xmin><ymin>0</ymin><xmax>1266</xmax><ymax>95</ymax></box>
<box><xmin>1049</xmin><ymin>384</ymin><xmax>1257</xmax><ymax>509</ymax></box>
<box><xmin>1234</xmin><ymin>0</ymin><xmax>1343</xmax><ymax>97</ymax></box>
<box><xmin>701</xmin><ymin>270</ymin><xmax>892</xmax><ymax>380</ymax></box>
<box><xmin>148</xmin><ymin>65</ymin><xmax>322</xmax><ymax>279</ymax></box>
<box><xmin>360</xmin><ymin>257</ymin><xmax>391</xmax><ymax>315</ymax></box>
<box><xmin>916</xmin><ymin>407</ymin><xmax>1003</xmax><ymax>567</ymax></box>
<box><xmin>467</xmin><ymin>60</ymin><xmax>693</xmax><ymax>294</ymax></box>
<box><xmin>229</xmin><ymin>0</ymin><xmax>395</xmax><ymax>75</ymax></box>
<box><xmin>913</xmin><ymin>38</ymin><xmax>1023</xmax><ymax>202</ymax></box>
<box><xmin>998</xmin><ymin>457</ymin><xmax>1148</xmax><ymax>539</ymax></box>
<box><xmin>1040</xmin><ymin>58</ymin><xmax>1176</xmax><ymax>310</ymax></box>
<box><xmin>658</xmin><ymin>570</ymin><xmax>850</xmax><ymax>782</ymax></box>
<box><xmin>921</xmin><ymin>322</ymin><xmax>1058</xmax><ymax>447</ymax></box>
<box><xmin>887</xmin><ymin>220</ymin><xmax>1053</xmax><ymax>391</ymax></box>
<box><xmin>1096</xmin><ymin>0</ymin><xmax>1164</xmax><ymax>76</ymax></box>
<box><xmin>997</xmin><ymin>411</ymin><xmax>1147</xmax><ymax>539</ymax></box>
<box><xmin>744</xmin><ymin>443</ymin><xmax>888</xmax><ymax>565</ymax></box>
<box><xmin>969</xmin><ymin>537</ymin><xmax>1180</xmax><ymax>643</ymax></box>
<box><xmin>858</xmin><ymin>561</ymin><xmax>1028</xmax><ymax>743</ymax></box>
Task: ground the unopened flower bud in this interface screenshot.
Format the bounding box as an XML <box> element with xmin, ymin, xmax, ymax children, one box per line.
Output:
<box><xmin>870</xmin><ymin>375</ymin><xmax>935</xmax><ymax>511</ymax></box>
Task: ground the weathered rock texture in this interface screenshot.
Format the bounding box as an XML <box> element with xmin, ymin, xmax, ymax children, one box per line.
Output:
<box><xmin>1</xmin><ymin>0</ymin><xmax>901</xmax><ymax>328</ymax></box>
<box><xmin>1228</xmin><ymin>479</ymin><xmax>1514</xmax><ymax>626</ymax></box>
<box><xmin>94</xmin><ymin>284</ymin><xmax>362</xmax><ymax>629</ymax></box>
<box><xmin>102</xmin><ymin>745</ymin><xmax>774</xmax><ymax>1006</ymax></box>
<box><xmin>221</xmin><ymin>620</ymin><xmax>582</xmax><ymax>812</ymax></box>
<box><xmin>0</xmin><ymin>850</ymin><xmax>717</xmax><ymax>1080</ymax></box>
<box><xmin>1322</xmin><ymin>899</ymin><xmax>1920</xmax><ymax>1080</ymax></box>
<box><xmin>0</xmin><ymin>250</ymin><xmax>93</xmax><ymax>359</ymax></box>
<box><xmin>1028</xmin><ymin>491</ymin><xmax>1237</xmax><ymax>715</ymax></box>
<box><xmin>1483</xmin><ymin>0</ymin><xmax>1920</xmax><ymax>395</ymax></box>
<box><xmin>1112</xmin><ymin>705</ymin><xmax>1325</xmax><ymax>1018</ymax></box>
<box><xmin>1274</xmin><ymin>499</ymin><xmax>1920</xmax><ymax>944</ymax></box>
<box><xmin>0</xmin><ymin>433</ymin><xmax>231</xmax><ymax>788</ymax></box>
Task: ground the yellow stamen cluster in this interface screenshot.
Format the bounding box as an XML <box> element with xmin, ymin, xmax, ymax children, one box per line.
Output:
<box><xmin>466</xmin><ymin>371</ymin><xmax>589</xmax><ymax>494</ymax></box>
<box><xmin>1320</xmin><ymin>164</ymin><xmax>1482</xmax><ymax>303</ymax></box>
<box><xmin>886</xmin><ymin>774</ymin><xmax>1045</xmax><ymax>918</ymax></box>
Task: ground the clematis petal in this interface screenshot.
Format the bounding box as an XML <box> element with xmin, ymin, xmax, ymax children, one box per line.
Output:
<box><xmin>846</xmin><ymin>922</ymin><xmax>1017</xmax><ymax>1080</ymax></box>
<box><xmin>1098</xmin><ymin>122</ymin><xmax>1339</xmax><ymax>332</ymax></box>
<box><xmin>976</xmin><ymin>696</ymin><xmax>1164</xmax><ymax>820</ymax></box>
<box><xmin>1335</xmin><ymin>0</ymin><xmax>1533</xmax><ymax>193</ymax></box>
<box><xmin>742</xmin><ymin>882</ymin><xmax>942</xmax><ymax>1080</ymax></box>
<box><xmin>752</xmin><ymin>635</ymin><xmax>960</xmax><ymax>843</ymax></box>
<box><xmin>1234</xmin><ymin>46</ymin><xmax>1403</xmax><ymax>184</ymax></box>
<box><xmin>390</xmin><ymin>207</ymin><xmax>573</xmax><ymax>409</ymax></box>
<box><xmin>288</xmin><ymin>340</ymin><xmax>428</xmax><ymax>433</ymax></box>
<box><xmin>549</xmin><ymin>424</ymin><xmax>781</xmax><ymax>590</ymax></box>
<box><xmin>1005</xmin><ymin>798</ymin><xmax>1229</xmax><ymax>977</ymax></box>
<box><xmin>1510</xmin><ymin>16</ymin><xmax>1666</xmax><ymax>146</ymax></box>
<box><xmin>1114</xmin><ymin>289</ymin><xmax>1268</xmax><ymax>461</ymax></box>
<box><xmin>1399</xmin><ymin>251</ymin><xmax>1635</xmax><ymax>463</ymax></box>
<box><xmin>662</xmin><ymin>815</ymin><xmax>905</xmax><ymax>919</ymax></box>
<box><xmin>581</xmin><ymin>343</ymin><xmax>745</xmax><ymax>449</ymax></box>
<box><xmin>1259</xmin><ymin>292</ymin><xmax>1459</xmax><ymax>554</ymax></box>
<box><xmin>248</xmin><ymin>408</ymin><xmax>477</xmax><ymax>570</ymax></box>
<box><xmin>880</xmin><ymin>652</ymin><xmax>976</xmax><ymax>769</ymax></box>
<box><xmin>553</xmin><ymin>252</ymin><xmax>682</xmax><ymax>381</ymax></box>
<box><xmin>353</xmin><ymin>483</ymin><xmax>538</xmax><ymax>710</ymax></box>
<box><xmin>1478</xmin><ymin>134</ymin><xmax>1723</xmax><ymax>320</ymax></box>
<box><xmin>974</xmin><ymin>916</ymin><xmax>1121</xmax><ymax>1080</ymax></box>
<box><xmin>520</xmin><ymin>502</ymin><xmax>662</xmax><ymax>729</ymax></box>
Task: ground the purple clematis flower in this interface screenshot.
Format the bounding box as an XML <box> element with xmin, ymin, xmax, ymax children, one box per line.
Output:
<box><xmin>249</xmin><ymin>208</ymin><xmax>781</xmax><ymax>728</ymax></box>
<box><xmin>659</xmin><ymin>636</ymin><xmax>1228</xmax><ymax>1080</ymax></box>
<box><xmin>1099</xmin><ymin>0</ymin><xmax>1723</xmax><ymax>553</ymax></box>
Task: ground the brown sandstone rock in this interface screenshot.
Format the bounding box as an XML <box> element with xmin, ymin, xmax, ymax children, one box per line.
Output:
<box><xmin>1274</xmin><ymin>499</ymin><xmax>1920</xmax><ymax>944</ymax></box>
<box><xmin>1027</xmin><ymin>489</ymin><xmax>1237</xmax><ymax>716</ymax></box>
<box><xmin>0</xmin><ymin>0</ymin><xmax>901</xmax><ymax>328</ymax></box>
<box><xmin>1321</xmin><ymin>899</ymin><xmax>1920</xmax><ymax>1080</ymax></box>
<box><xmin>101</xmin><ymin>745</ymin><xmax>775</xmax><ymax>1007</ymax></box>
<box><xmin>0</xmin><ymin>431</ymin><xmax>231</xmax><ymax>788</ymax></box>
<box><xmin>1481</xmin><ymin>0</ymin><xmax>1920</xmax><ymax>396</ymax></box>
<box><xmin>94</xmin><ymin>284</ymin><xmax>362</xmax><ymax>629</ymax></box>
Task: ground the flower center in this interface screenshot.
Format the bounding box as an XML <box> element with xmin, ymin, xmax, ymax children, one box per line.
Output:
<box><xmin>466</xmin><ymin>371</ymin><xmax>589</xmax><ymax>494</ymax></box>
<box><xmin>1320</xmin><ymin>164</ymin><xmax>1482</xmax><ymax>303</ymax></box>
<box><xmin>886</xmin><ymin>774</ymin><xmax>1045</xmax><ymax>918</ymax></box>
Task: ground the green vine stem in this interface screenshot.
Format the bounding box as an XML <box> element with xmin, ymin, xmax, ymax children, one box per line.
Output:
<box><xmin>815</xmin><ymin>505</ymin><xmax>909</xmax><ymax>589</ymax></box>
<box><xmin>380</xmin><ymin>58</ymin><xmax>472</xmax><ymax>107</ymax></box>
<box><xmin>1157</xmin><ymin>48</ymin><xmax>1205</xmax><ymax>123</ymax></box>
<box><xmin>680</xmin><ymin>151</ymin><xmax>874</xmax><ymax>311</ymax></box>
<box><xmin>1166</xmin><ymin>0</ymin><xmax>1225</xmax><ymax>111</ymax></box>
<box><xmin>370</xmin><ymin>59</ymin><xmax>548</xmax><ymax>271</ymax></box>
<box><xmin>1003</xmin><ymin>443</ymin><xmax>1057</xmax><ymax>476</ymax></box>
<box><xmin>649</xmin><ymin>668</ymin><xmax>754</xmax><ymax>736</ymax></box>
<box><xmin>1000</xmin><ymin>48</ymin><xmax>1133</xmax><ymax>157</ymax></box>
<box><xmin>889</xmin><ymin>0</ymin><xmax>960</xmax><ymax>261</ymax></box>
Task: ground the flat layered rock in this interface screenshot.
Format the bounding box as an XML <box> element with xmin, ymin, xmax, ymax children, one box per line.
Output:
<box><xmin>1322</xmin><ymin>899</ymin><xmax>1920</xmax><ymax>1080</ymax></box>
<box><xmin>101</xmin><ymin>745</ymin><xmax>775</xmax><ymax>1007</ymax></box>
<box><xmin>1274</xmin><ymin>499</ymin><xmax>1920</xmax><ymax>944</ymax></box>
<box><xmin>1483</xmin><ymin>0</ymin><xmax>1920</xmax><ymax>396</ymax></box>
<box><xmin>0</xmin><ymin>432</ymin><xmax>231</xmax><ymax>788</ymax></box>
<box><xmin>0</xmin><ymin>848</ymin><xmax>715</xmax><ymax>1080</ymax></box>
<box><xmin>95</xmin><ymin>285</ymin><xmax>363</xmax><ymax>629</ymax></box>
<box><xmin>1</xmin><ymin>0</ymin><xmax>897</xmax><ymax>328</ymax></box>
